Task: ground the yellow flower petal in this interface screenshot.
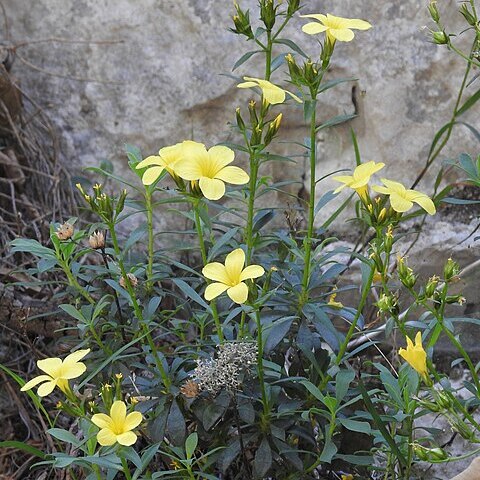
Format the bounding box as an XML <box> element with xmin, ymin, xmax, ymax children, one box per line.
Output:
<box><xmin>239</xmin><ymin>265</ymin><xmax>265</xmax><ymax>281</ymax></box>
<box><xmin>110</xmin><ymin>400</ymin><xmax>127</xmax><ymax>426</ymax></box>
<box><xmin>21</xmin><ymin>375</ymin><xmax>52</xmax><ymax>391</ymax></box>
<box><xmin>116</xmin><ymin>431</ymin><xmax>138</xmax><ymax>446</ymax></box>
<box><xmin>214</xmin><ymin>166</ymin><xmax>249</xmax><ymax>185</ymax></box>
<box><xmin>227</xmin><ymin>282</ymin><xmax>249</xmax><ymax>304</ymax></box>
<box><xmin>237</xmin><ymin>81</ymin><xmax>259</xmax><ymax>89</ymax></box>
<box><xmin>202</xmin><ymin>263</ymin><xmax>230</xmax><ymax>284</ymax></box>
<box><xmin>329</xmin><ymin>28</ymin><xmax>355</xmax><ymax>42</ymax></box>
<box><xmin>37</xmin><ymin>358</ymin><xmax>62</xmax><ymax>377</ymax></box>
<box><xmin>60</xmin><ymin>362</ymin><xmax>87</xmax><ymax>380</ymax></box>
<box><xmin>205</xmin><ymin>282</ymin><xmax>230</xmax><ymax>301</ymax></box>
<box><xmin>37</xmin><ymin>379</ymin><xmax>58</xmax><ymax>397</ymax></box>
<box><xmin>208</xmin><ymin>145</ymin><xmax>235</xmax><ymax>172</ymax></box>
<box><xmin>136</xmin><ymin>155</ymin><xmax>164</xmax><ymax>169</ymax></box>
<box><xmin>91</xmin><ymin>413</ymin><xmax>114</xmax><ymax>430</ymax></box>
<box><xmin>343</xmin><ymin>18</ymin><xmax>372</xmax><ymax>30</ymax></box>
<box><xmin>124</xmin><ymin>411</ymin><xmax>143</xmax><ymax>431</ymax></box>
<box><xmin>171</xmin><ymin>161</ymin><xmax>200</xmax><ymax>181</ymax></box>
<box><xmin>300</xmin><ymin>14</ymin><xmax>327</xmax><ymax>22</ymax></box>
<box><xmin>259</xmin><ymin>81</ymin><xmax>286</xmax><ymax>105</ymax></box>
<box><xmin>199</xmin><ymin>177</ymin><xmax>225</xmax><ymax>200</ymax></box>
<box><xmin>181</xmin><ymin>140</ymin><xmax>208</xmax><ymax>163</ymax></box>
<box><xmin>141</xmin><ymin>166</ymin><xmax>165</xmax><ymax>185</ymax></box>
<box><xmin>97</xmin><ymin>428</ymin><xmax>117</xmax><ymax>446</ymax></box>
<box><xmin>409</xmin><ymin>192</ymin><xmax>436</xmax><ymax>215</ymax></box>
<box><xmin>302</xmin><ymin>22</ymin><xmax>328</xmax><ymax>35</ymax></box>
<box><xmin>225</xmin><ymin>248</ymin><xmax>245</xmax><ymax>283</ymax></box>
<box><xmin>390</xmin><ymin>193</ymin><xmax>413</xmax><ymax>213</ymax></box>
<box><xmin>379</xmin><ymin>178</ymin><xmax>405</xmax><ymax>194</ymax></box>
<box><xmin>63</xmin><ymin>349</ymin><xmax>90</xmax><ymax>365</ymax></box>
<box><xmin>371</xmin><ymin>185</ymin><xmax>390</xmax><ymax>195</ymax></box>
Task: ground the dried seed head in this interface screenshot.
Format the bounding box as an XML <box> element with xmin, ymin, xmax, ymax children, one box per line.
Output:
<box><xmin>191</xmin><ymin>342</ymin><xmax>258</xmax><ymax>395</ymax></box>
<box><xmin>120</xmin><ymin>273</ymin><xmax>138</xmax><ymax>289</ymax></box>
<box><xmin>180</xmin><ymin>379</ymin><xmax>200</xmax><ymax>398</ymax></box>
<box><xmin>89</xmin><ymin>230</ymin><xmax>105</xmax><ymax>249</ymax></box>
<box><xmin>56</xmin><ymin>223</ymin><xmax>74</xmax><ymax>240</ymax></box>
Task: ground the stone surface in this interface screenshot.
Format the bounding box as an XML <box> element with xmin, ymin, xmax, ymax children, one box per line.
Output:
<box><xmin>2</xmin><ymin>0</ymin><xmax>478</xmax><ymax>228</ymax></box>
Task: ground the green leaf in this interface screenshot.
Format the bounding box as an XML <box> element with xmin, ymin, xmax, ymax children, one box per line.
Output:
<box><xmin>339</xmin><ymin>418</ymin><xmax>371</xmax><ymax>434</ymax></box>
<box><xmin>59</xmin><ymin>304</ymin><xmax>87</xmax><ymax>323</ymax></box>
<box><xmin>274</xmin><ymin>38</ymin><xmax>308</xmax><ymax>58</ymax></box>
<box><xmin>316</xmin><ymin>113</ymin><xmax>357</xmax><ymax>132</ymax></box>
<box><xmin>172</xmin><ymin>279</ymin><xmax>212</xmax><ymax>312</ymax></box>
<box><xmin>0</xmin><ymin>440</ymin><xmax>46</xmax><ymax>459</ymax></box>
<box><xmin>264</xmin><ymin>316</ymin><xmax>295</xmax><ymax>353</ymax></box>
<box><xmin>208</xmin><ymin>227</ymin><xmax>239</xmax><ymax>261</ymax></box>
<box><xmin>10</xmin><ymin>238</ymin><xmax>56</xmax><ymax>260</ymax></box>
<box><xmin>185</xmin><ymin>432</ymin><xmax>198</xmax><ymax>460</ymax></box>
<box><xmin>47</xmin><ymin>428</ymin><xmax>82</xmax><ymax>447</ymax></box>
<box><xmin>357</xmin><ymin>377</ymin><xmax>407</xmax><ymax>467</ymax></box>
<box><xmin>456</xmin><ymin>87</ymin><xmax>480</xmax><ymax>116</ymax></box>
<box><xmin>254</xmin><ymin>438</ymin><xmax>272</xmax><ymax>478</ymax></box>
<box><xmin>314</xmin><ymin>190</ymin><xmax>338</xmax><ymax>217</ymax></box>
<box><xmin>319</xmin><ymin>435</ymin><xmax>337</xmax><ymax>463</ymax></box>
<box><xmin>318</xmin><ymin>77</ymin><xmax>357</xmax><ymax>94</ymax></box>
<box><xmin>166</xmin><ymin>400</ymin><xmax>186</xmax><ymax>446</ymax></box>
<box><xmin>232</xmin><ymin>50</ymin><xmax>261</xmax><ymax>71</ymax></box>
<box><xmin>300</xmin><ymin>380</ymin><xmax>325</xmax><ymax>401</ymax></box>
<box><xmin>335</xmin><ymin>370</ymin><xmax>355</xmax><ymax>403</ymax></box>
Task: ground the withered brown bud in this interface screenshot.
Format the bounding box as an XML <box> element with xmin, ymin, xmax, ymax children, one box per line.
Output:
<box><xmin>56</xmin><ymin>222</ymin><xmax>74</xmax><ymax>240</ymax></box>
<box><xmin>89</xmin><ymin>231</ymin><xmax>105</xmax><ymax>249</ymax></box>
<box><xmin>120</xmin><ymin>273</ymin><xmax>138</xmax><ymax>289</ymax></box>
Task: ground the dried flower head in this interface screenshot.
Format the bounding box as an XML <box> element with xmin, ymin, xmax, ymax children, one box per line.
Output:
<box><xmin>56</xmin><ymin>222</ymin><xmax>74</xmax><ymax>240</ymax></box>
<box><xmin>180</xmin><ymin>379</ymin><xmax>201</xmax><ymax>398</ymax></box>
<box><xmin>191</xmin><ymin>342</ymin><xmax>257</xmax><ymax>395</ymax></box>
<box><xmin>89</xmin><ymin>230</ymin><xmax>105</xmax><ymax>249</ymax></box>
<box><xmin>120</xmin><ymin>273</ymin><xmax>138</xmax><ymax>289</ymax></box>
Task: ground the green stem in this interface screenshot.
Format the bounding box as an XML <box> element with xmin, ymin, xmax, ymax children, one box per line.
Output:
<box><xmin>62</xmin><ymin>261</ymin><xmax>95</xmax><ymax>304</ymax></box>
<box><xmin>108</xmin><ymin>223</ymin><xmax>171</xmax><ymax>391</ymax></box>
<box><xmin>121</xmin><ymin>457</ymin><xmax>132</xmax><ymax>480</ymax></box>
<box><xmin>193</xmin><ymin>200</ymin><xmax>224</xmax><ymax>343</ymax></box>
<box><xmin>254</xmin><ymin>308</ymin><xmax>270</xmax><ymax>419</ymax></box>
<box><xmin>245</xmin><ymin>158</ymin><xmax>260</xmax><ymax>265</ymax></box>
<box><xmin>334</xmin><ymin>265</ymin><xmax>374</xmax><ymax>367</ymax></box>
<box><xmin>145</xmin><ymin>188</ymin><xmax>155</xmax><ymax>294</ymax></box>
<box><xmin>300</xmin><ymin>97</ymin><xmax>317</xmax><ymax>298</ymax></box>
<box><xmin>412</xmin><ymin>39</ymin><xmax>476</xmax><ymax>189</ymax></box>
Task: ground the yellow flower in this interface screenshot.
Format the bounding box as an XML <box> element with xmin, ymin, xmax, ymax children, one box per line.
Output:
<box><xmin>174</xmin><ymin>141</ymin><xmax>249</xmax><ymax>200</ymax></box>
<box><xmin>342</xmin><ymin>475</ymin><xmax>354</xmax><ymax>480</ymax></box>
<box><xmin>399</xmin><ymin>332</ymin><xmax>428</xmax><ymax>379</ymax></box>
<box><xmin>21</xmin><ymin>349</ymin><xmax>90</xmax><ymax>397</ymax></box>
<box><xmin>372</xmin><ymin>179</ymin><xmax>436</xmax><ymax>215</ymax></box>
<box><xmin>136</xmin><ymin>142</ymin><xmax>184</xmax><ymax>185</ymax></box>
<box><xmin>333</xmin><ymin>161</ymin><xmax>385</xmax><ymax>198</ymax></box>
<box><xmin>91</xmin><ymin>400</ymin><xmax>143</xmax><ymax>446</ymax></box>
<box><xmin>301</xmin><ymin>13</ymin><xmax>372</xmax><ymax>42</ymax></box>
<box><xmin>202</xmin><ymin>248</ymin><xmax>265</xmax><ymax>304</ymax></box>
<box><xmin>327</xmin><ymin>292</ymin><xmax>343</xmax><ymax>309</ymax></box>
<box><xmin>237</xmin><ymin>77</ymin><xmax>302</xmax><ymax>105</ymax></box>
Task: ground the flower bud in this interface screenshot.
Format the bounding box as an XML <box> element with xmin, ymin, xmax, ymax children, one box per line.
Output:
<box><xmin>425</xmin><ymin>275</ymin><xmax>439</xmax><ymax>298</ymax></box>
<box><xmin>377</xmin><ymin>207</ymin><xmax>387</xmax><ymax>223</ymax></box>
<box><xmin>115</xmin><ymin>189</ymin><xmax>127</xmax><ymax>216</ymax></box>
<box><xmin>286</xmin><ymin>53</ymin><xmax>303</xmax><ymax>84</ymax></box>
<box><xmin>287</xmin><ymin>0</ymin><xmax>300</xmax><ymax>16</ymax></box>
<box><xmin>235</xmin><ymin>107</ymin><xmax>245</xmax><ymax>130</ymax></box>
<box><xmin>435</xmin><ymin>391</ymin><xmax>452</xmax><ymax>409</ymax></box>
<box><xmin>444</xmin><ymin>257</ymin><xmax>460</xmax><ymax>281</ymax></box>
<box><xmin>432</xmin><ymin>30</ymin><xmax>449</xmax><ymax>45</ymax></box>
<box><xmin>250</xmin><ymin>124</ymin><xmax>263</xmax><ymax>146</ymax></box>
<box><xmin>89</xmin><ymin>230</ymin><xmax>105</xmax><ymax>249</ymax></box>
<box><xmin>303</xmin><ymin>60</ymin><xmax>318</xmax><ymax>84</ymax></box>
<box><xmin>445</xmin><ymin>294</ymin><xmax>465</xmax><ymax>304</ymax></box>
<box><xmin>120</xmin><ymin>273</ymin><xmax>138</xmax><ymax>289</ymax></box>
<box><xmin>56</xmin><ymin>222</ymin><xmax>74</xmax><ymax>241</ymax></box>
<box><xmin>264</xmin><ymin>113</ymin><xmax>282</xmax><ymax>145</ymax></box>
<box><xmin>231</xmin><ymin>3</ymin><xmax>254</xmax><ymax>39</ymax></box>
<box><xmin>427</xmin><ymin>1</ymin><xmax>440</xmax><ymax>23</ymax></box>
<box><xmin>248</xmin><ymin>100</ymin><xmax>259</xmax><ymax>128</ymax></box>
<box><xmin>451</xmin><ymin>419</ymin><xmax>476</xmax><ymax>441</ymax></box>
<box><xmin>459</xmin><ymin>4</ymin><xmax>476</xmax><ymax>26</ymax></box>
<box><xmin>260</xmin><ymin>0</ymin><xmax>276</xmax><ymax>30</ymax></box>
